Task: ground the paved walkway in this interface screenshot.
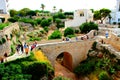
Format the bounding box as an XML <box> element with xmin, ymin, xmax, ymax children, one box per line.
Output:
<box><xmin>6</xmin><ymin>52</ymin><xmax>30</xmax><ymax>62</ymax></box>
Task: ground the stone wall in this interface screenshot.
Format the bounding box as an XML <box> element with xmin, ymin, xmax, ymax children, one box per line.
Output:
<box><xmin>96</xmin><ymin>42</ymin><xmax>120</xmax><ymax>59</ymax></box>
<box><xmin>104</xmin><ymin>33</ymin><xmax>120</xmax><ymax>51</ymax></box>
<box><xmin>0</xmin><ymin>23</ymin><xmax>19</xmax><ymax>56</ymax></box>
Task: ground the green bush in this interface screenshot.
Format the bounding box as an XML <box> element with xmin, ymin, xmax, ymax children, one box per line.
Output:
<box><xmin>0</xmin><ymin>52</ymin><xmax>54</xmax><ymax>80</ymax></box>
<box><xmin>40</xmin><ymin>19</ymin><xmax>50</xmax><ymax>27</ymax></box>
<box><xmin>44</xmin><ymin>26</ymin><xmax>49</xmax><ymax>32</ymax></box>
<box><xmin>92</xmin><ymin>41</ymin><xmax>97</xmax><ymax>50</ymax></box>
<box><xmin>79</xmin><ymin>22</ymin><xmax>98</xmax><ymax>33</ymax></box>
<box><xmin>98</xmin><ymin>71</ymin><xmax>111</xmax><ymax>80</ymax></box>
<box><xmin>29</xmin><ymin>37</ymin><xmax>41</xmax><ymax>41</ymax></box>
<box><xmin>35</xmin><ymin>18</ymin><xmax>42</xmax><ymax>25</ymax></box>
<box><xmin>19</xmin><ymin>18</ymin><xmax>37</xmax><ymax>26</ymax></box>
<box><xmin>48</xmin><ymin>30</ymin><xmax>62</xmax><ymax>40</ymax></box>
<box><xmin>74</xmin><ymin>59</ymin><xmax>95</xmax><ymax>76</ymax></box>
<box><xmin>53</xmin><ymin>76</ymin><xmax>71</xmax><ymax>80</ymax></box>
<box><xmin>113</xmin><ymin>22</ymin><xmax>116</xmax><ymax>25</ymax></box>
<box><xmin>0</xmin><ymin>23</ymin><xmax>9</xmax><ymax>30</ymax></box>
<box><xmin>64</xmin><ymin>27</ymin><xmax>74</xmax><ymax>37</ymax></box>
<box><xmin>8</xmin><ymin>16</ymin><xmax>20</xmax><ymax>23</ymax></box>
<box><xmin>75</xmin><ymin>29</ymin><xmax>79</xmax><ymax>34</ymax></box>
<box><xmin>66</xmin><ymin>34</ymin><xmax>76</xmax><ymax>38</ymax></box>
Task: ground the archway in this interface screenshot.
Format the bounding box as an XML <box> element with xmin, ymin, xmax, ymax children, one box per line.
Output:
<box><xmin>56</xmin><ymin>52</ymin><xmax>73</xmax><ymax>71</ymax></box>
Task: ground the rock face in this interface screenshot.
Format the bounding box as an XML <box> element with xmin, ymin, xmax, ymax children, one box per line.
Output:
<box><xmin>0</xmin><ymin>23</ymin><xmax>19</xmax><ymax>56</ymax></box>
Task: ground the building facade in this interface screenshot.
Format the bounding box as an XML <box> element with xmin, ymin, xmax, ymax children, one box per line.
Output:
<box><xmin>107</xmin><ymin>0</ymin><xmax>120</xmax><ymax>24</ymax></box>
<box><xmin>0</xmin><ymin>0</ymin><xmax>9</xmax><ymax>14</ymax></box>
<box><xmin>0</xmin><ymin>0</ymin><xmax>9</xmax><ymax>23</ymax></box>
<box><xmin>65</xmin><ymin>9</ymin><xmax>93</xmax><ymax>28</ymax></box>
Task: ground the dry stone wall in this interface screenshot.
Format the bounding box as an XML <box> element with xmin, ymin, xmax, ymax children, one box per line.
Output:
<box><xmin>0</xmin><ymin>23</ymin><xmax>19</xmax><ymax>56</ymax></box>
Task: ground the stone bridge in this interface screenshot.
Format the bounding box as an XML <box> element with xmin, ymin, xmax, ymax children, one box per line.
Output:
<box><xmin>34</xmin><ymin>30</ymin><xmax>96</xmax><ymax>71</ymax></box>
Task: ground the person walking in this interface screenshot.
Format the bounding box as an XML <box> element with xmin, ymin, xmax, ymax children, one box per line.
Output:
<box><xmin>25</xmin><ymin>45</ymin><xmax>29</xmax><ymax>55</ymax></box>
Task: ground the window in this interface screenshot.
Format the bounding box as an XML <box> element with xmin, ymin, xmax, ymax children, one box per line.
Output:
<box><xmin>0</xmin><ymin>10</ymin><xmax>4</xmax><ymax>14</ymax></box>
<box><xmin>80</xmin><ymin>13</ymin><xmax>84</xmax><ymax>17</ymax></box>
<box><xmin>118</xmin><ymin>18</ymin><xmax>120</xmax><ymax>22</ymax></box>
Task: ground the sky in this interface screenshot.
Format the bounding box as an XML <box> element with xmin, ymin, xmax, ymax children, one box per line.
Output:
<box><xmin>9</xmin><ymin>0</ymin><xmax>117</xmax><ymax>12</ymax></box>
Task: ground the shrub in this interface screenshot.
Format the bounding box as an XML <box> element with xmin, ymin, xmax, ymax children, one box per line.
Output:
<box><xmin>29</xmin><ymin>37</ymin><xmax>41</xmax><ymax>41</ymax></box>
<box><xmin>35</xmin><ymin>18</ymin><xmax>42</xmax><ymax>25</ymax></box>
<box><xmin>64</xmin><ymin>27</ymin><xmax>74</xmax><ymax>37</ymax></box>
<box><xmin>79</xmin><ymin>22</ymin><xmax>98</xmax><ymax>33</ymax></box>
<box><xmin>98</xmin><ymin>71</ymin><xmax>111</xmax><ymax>80</ymax></box>
<box><xmin>92</xmin><ymin>41</ymin><xmax>97</xmax><ymax>50</ymax></box>
<box><xmin>48</xmin><ymin>30</ymin><xmax>62</xmax><ymax>40</ymax></box>
<box><xmin>75</xmin><ymin>29</ymin><xmax>79</xmax><ymax>34</ymax></box>
<box><xmin>44</xmin><ymin>26</ymin><xmax>49</xmax><ymax>32</ymax></box>
<box><xmin>8</xmin><ymin>16</ymin><xmax>20</xmax><ymax>22</ymax></box>
<box><xmin>74</xmin><ymin>59</ymin><xmax>95</xmax><ymax>76</ymax></box>
<box><xmin>0</xmin><ymin>23</ymin><xmax>9</xmax><ymax>30</ymax></box>
<box><xmin>19</xmin><ymin>18</ymin><xmax>37</xmax><ymax>26</ymax></box>
<box><xmin>113</xmin><ymin>22</ymin><xmax>116</xmax><ymax>25</ymax></box>
<box><xmin>67</xmin><ymin>34</ymin><xmax>76</xmax><ymax>38</ymax></box>
<box><xmin>53</xmin><ymin>76</ymin><xmax>71</xmax><ymax>80</ymax></box>
<box><xmin>40</xmin><ymin>19</ymin><xmax>50</xmax><ymax>27</ymax></box>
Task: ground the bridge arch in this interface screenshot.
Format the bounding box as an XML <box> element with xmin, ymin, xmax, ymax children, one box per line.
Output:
<box><xmin>56</xmin><ymin>52</ymin><xmax>73</xmax><ymax>71</ymax></box>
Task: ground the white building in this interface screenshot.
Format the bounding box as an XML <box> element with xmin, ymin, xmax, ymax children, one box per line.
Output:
<box><xmin>0</xmin><ymin>0</ymin><xmax>9</xmax><ymax>23</ymax></box>
<box><xmin>65</xmin><ymin>9</ymin><xmax>93</xmax><ymax>28</ymax></box>
<box><xmin>107</xmin><ymin>0</ymin><xmax>120</xmax><ymax>24</ymax></box>
<box><xmin>0</xmin><ymin>0</ymin><xmax>9</xmax><ymax>14</ymax></box>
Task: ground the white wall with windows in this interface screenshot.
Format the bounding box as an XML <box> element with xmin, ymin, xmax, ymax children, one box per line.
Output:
<box><xmin>108</xmin><ymin>0</ymin><xmax>120</xmax><ymax>24</ymax></box>
<box><xmin>0</xmin><ymin>0</ymin><xmax>9</xmax><ymax>14</ymax></box>
<box><xmin>65</xmin><ymin>9</ymin><xmax>93</xmax><ymax>28</ymax></box>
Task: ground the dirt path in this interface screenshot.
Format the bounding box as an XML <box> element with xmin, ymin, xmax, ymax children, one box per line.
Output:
<box><xmin>55</xmin><ymin>61</ymin><xmax>78</xmax><ymax>80</ymax></box>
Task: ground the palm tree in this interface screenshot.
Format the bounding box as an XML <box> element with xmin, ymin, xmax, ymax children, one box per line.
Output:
<box><xmin>41</xmin><ymin>4</ymin><xmax>45</xmax><ymax>11</ymax></box>
<box><xmin>53</xmin><ymin>6</ymin><xmax>56</xmax><ymax>13</ymax></box>
<box><xmin>59</xmin><ymin>9</ymin><xmax>63</xmax><ymax>13</ymax></box>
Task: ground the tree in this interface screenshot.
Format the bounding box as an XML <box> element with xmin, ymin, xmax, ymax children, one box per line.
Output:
<box><xmin>64</xmin><ymin>27</ymin><xmax>74</xmax><ymax>37</ymax></box>
<box><xmin>59</xmin><ymin>9</ymin><xmax>63</xmax><ymax>13</ymax></box>
<box><xmin>48</xmin><ymin>30</ymin><xmax>62</xmax><ymax>39</ymax></box>
<box><xmin>9</xmin><ymin>9</ymin><xmax>18</xmax><ymax>17</ymax></box>
<box><xmin>90</xmin><ymin>9</ymin><xmax>94</xmax><ymax>13</ymax></box>
<box><xmin>53</xmin><ymin>6</ymin><xmax>56</xmax><ymax>13</ymax></box>
<box><xmin>18</xmin><ymin>8</ymin><xmax>31</xmax><ymax>16</ymax></box>
<box><xmin>26</xmin><ymin>10</ymin><xmax>36</xmax><ymax>16</ymax></box>
<box><xmin>79</xmin><ymin>22</ymin><xmax>98</xmax><ymax>33</ymax></box>
<box><xmin>94</xmin><ymin>8</ymin><xmax>111</xmax><ymax>23</ymax></box>
<box><xmin>41</xmin><ymin>4</ymin><xmax>45</xmax><ymax>11</ymax></box>
<box><xmin>55</xmin><ymin>18</ymin><xmax>61</xmax><ymax>29</ymax></box>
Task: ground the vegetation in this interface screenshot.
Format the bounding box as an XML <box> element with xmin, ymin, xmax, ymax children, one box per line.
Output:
<box><xmin>48</xmin><ymin>30</ymin><xmax>62</xmax><ymax>40</ymax></box>
<box><xmin>94</xmin><ymin>8</ymin><xmax>111</xmax><ymax>23</ymax></box>
<box><xmin>0</xmin><ymin>52</ymin><xmax>54</xmax><ymax>80</ymax></box>
<box><xmin>53</xmin><ymin>76</ymin><xmax>71</xmax><ymax>80</ymax></box>
<box><xmin>0</xmin><ymin>23</ymin><xmax>10</xmax><ymax>30</ymax></box>
<box><xmin>98</xmin><ymin>71</ymin><xmax>111</xmax><ymax>80</ymax></box>
<box><xmin>74</xmin><ymin>42</ymin><xmax>120</xmax><ymax>80</ymax></box>
<box><xmin>64</xmin><ymin>27</ymin><xmax>74</xmax><ymax>37</ymax></box>
<box><xmin>79</xmin><ymin>22</ymin><xmax>98</xmax><ymax>33</ymax></box>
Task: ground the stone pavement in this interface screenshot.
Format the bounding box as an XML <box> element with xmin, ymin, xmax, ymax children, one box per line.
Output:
<box><xmin>6</xmin><ymin>52</ymin><xmax>30</xmax><ymax>62</ymax></box>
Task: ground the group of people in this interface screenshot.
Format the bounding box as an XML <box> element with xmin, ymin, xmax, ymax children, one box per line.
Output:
<box><xmin>62</xmin><ymin>35</ymin><xmax>89</xmax><ymax>42</ymax></box>
<box><xmin>16</xmin><ymin>41</ymin><xmax>37</xmax><ymax>55</ymax></box>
